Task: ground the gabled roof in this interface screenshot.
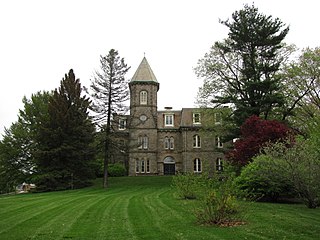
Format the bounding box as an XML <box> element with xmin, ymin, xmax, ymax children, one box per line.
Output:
<box><xmin>131</xmin><ymin>57</ymin><xmax>158</xmax><ymax>82</ymax></box>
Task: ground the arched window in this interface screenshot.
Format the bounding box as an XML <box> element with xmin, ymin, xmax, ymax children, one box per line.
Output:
<box><xmin>164</xmin><ymin>137</ymin><xmax>170</xmax><ymax>149</ymax></box>
<box><xmin>169</xmin><ymin>137</ymin><xmax>174</xmax><ymax>149</ymax></box>
<box><xmin>140</xmin><ymin>91</ymin><xmax>148</xmax><ymax>105</ymax></box>
<box><xmin>138</xmin><ymin>135</ymin><xmax>148</xmax><ymax>149</ymax></box>
<box><xmin>194</xmin><ymin>158</ymin><xmax>201</xmax><ymax>173</ymax></box>
<box><xmin>164</xmin><ymin>136</ymin><xmax>174</xmax><ymax>150</ymax></box>
<box><xmin>193</xmin><ymin>134</ymin><xmax>201</xmax><ymax>148</ymax></box>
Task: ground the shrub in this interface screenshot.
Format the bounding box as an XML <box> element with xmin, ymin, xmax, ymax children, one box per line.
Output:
<box><xmin>234</xmin><ymin>154</ymin><xmax>295</xmax><ymax>201</ymax></box>
<box><xmin>195</xmin><ymin>174</ymin><xmax>243</xmax><ymax>226</ymax></box>
<box><xmin>171</xmin><ymin>172</ymin><xmax>200</xmax><ymax>199</ymax></box>
<box><xmin>108</xmin><ymin>163</ymin><xmax>127</xmax><ymax>177</ymax></box>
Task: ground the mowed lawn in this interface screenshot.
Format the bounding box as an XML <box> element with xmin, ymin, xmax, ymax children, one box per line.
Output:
<box><xmin>0</xmin><ymin>176</ymin><xmax>319</xmax><ymax>240</ymax></box>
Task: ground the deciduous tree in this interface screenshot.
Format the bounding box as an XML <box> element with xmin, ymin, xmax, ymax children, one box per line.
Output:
<box><xmin>227</xmin><ymin>115</ymin><xmax>291</xmax><ymax>167</ymax></box>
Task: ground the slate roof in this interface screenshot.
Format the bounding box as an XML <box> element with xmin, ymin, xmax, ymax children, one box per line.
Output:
<box><xmin>131</xmin><ymin>57</ymin><xmax>158</xmax><ymax>82</ymax></box>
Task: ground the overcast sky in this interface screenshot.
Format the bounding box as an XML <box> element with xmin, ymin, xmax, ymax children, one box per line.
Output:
<box><xmin>1</xmin><ymin>0</ymin><xmax>319</xmax><ymax>137</ymax></box>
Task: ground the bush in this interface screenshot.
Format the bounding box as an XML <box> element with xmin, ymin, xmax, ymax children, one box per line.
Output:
<box><xmin>108</xmin><ymin>163</ymin><xmax>127</xmax><ymax>177</ymax></box>
<box><xmin>195</xmin><ymin>174</ymin><xmax>243</xmax><ymax>226</ymax></box>
<box><xmin>234</xmin><ymin>154</ymin><xmax>295</xmax><ymax>201</ymax></box>
<box><xmin>171</xmin><ymin>172</ymin><xmax>199</xmax><ymax>199</ymax></box>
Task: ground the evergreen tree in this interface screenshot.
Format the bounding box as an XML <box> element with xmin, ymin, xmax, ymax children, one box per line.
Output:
<box><xmin>195</xmin><ymin>4</ymin><xmax>290</xmax><ymax>133</ymax></box>
<box><xmin>86</xmin><ymin>49</ymin><xmax>130</xmax><ymax>188</ymax></box>
<box><xmin>35</xmin><ymin>69</ymin><xmax>95</xmax><ymax>191</ymax></box>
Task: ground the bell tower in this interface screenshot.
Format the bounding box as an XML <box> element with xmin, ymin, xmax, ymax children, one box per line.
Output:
<box><xmin>128</xmin><ymin>57</ymin><xmax>159</xmax><ymax>176</ymax></box>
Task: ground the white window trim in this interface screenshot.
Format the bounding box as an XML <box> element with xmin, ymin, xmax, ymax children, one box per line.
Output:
<box><xmin>140</xmin><ymin>91</ymin><xmax>148</xmax><ymax>105</ymax></box>
<box><xmin>194</xmin><ymin>158</ymin><xmax>202</xmax><ymax>173</ymax></box>
<box><xmin>216</xmin><ymin>136</ymin><xmax>223</xmax><ymax>148</ymax></box>
<box><xmin>164</xmin><ymin>114</ymin><xmax>174</xmax><ymax>127</ymax></box>
<box><xmin>216</xmin><ymin>158</ymin><xmax>223</xmax><ymax>171</ymax></box>
<box><xmin>141</xmin><ymin>160</ymin><xmax>145</xmax><ymax>173</ymax></box>
<box><xmin>146</xmin><ymin>160</ymin><xmax>150</xmax><ymax>173</ymax></box>
<box><xmin>193</xmin><ymin>113</ymin><xmax>201</xmax><ymax>124</ymax></box>
<box><xmin>193</xmin><ymin>134</ymin><xmax>201</xmax><ymax>148</ymax></box>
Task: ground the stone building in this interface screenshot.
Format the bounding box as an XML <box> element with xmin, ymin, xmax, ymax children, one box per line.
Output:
<box><xmin>113</xmin><ymin>57</ymin><xmax>226</xmax><ymax>176</ymax></box>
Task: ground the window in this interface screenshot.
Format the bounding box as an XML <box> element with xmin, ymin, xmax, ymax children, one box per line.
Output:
<box><xmin>194</xmin><ymin>158</ymin><xmax>202</xmax><ymax>173</ymax></box>
<box><xmin>140</xmin><ymin>91</ymin><xmax>148</xmax><ymax>105</ymax></box>
<box><xmin>216</xmin><ymin>158</ymin><xmax>223</xmax><ymax>171</ymax></box>
<box><xmin>164</xmin><ymin>136</ymin><xmax>174</xmax><ymax>150</ymax></box>
<box><xmin>216</xmin><ymin>136</ymin><xmax>223</xmax><ymax>148</ymax></box>
<box><xmin>143</xmin><ymin>136</ymin><xmax>148</xmax><ymax>149</ymax></box>
<box><xmin>193</xmin><ymin>113</ymin><xmax>201</xmax><ymax>124</ymax></box>
<box><xmin>118</xmin><ymin>118</ymin><xmax>126</xmax><ymax>130</ymax></box>
<box><xmin>135</xmin><ymin>160</ymin><xmax>139</xmax><ymax>173</ymax></box>
<box><xmin>164</xmin><ymin>137</ymin><xmax>170</xmax><ymax>149</ymax></box>
<box><xmin>193</xmin><ymin>134</ymin><xmax>201</xmax><ymax>148</ymax></box>
<box><xmin>138</xmin><ymin>135</ymin><xmax>148</xmax><ymax>149</ymax></box>
<box><xmin>146</xmin><ymin>160</ymin><xmax>150</xmax><ymax>173</ymax></box>
<box><xmin>215</xmin><ymin>112</ymin><xmax>222</xmax><ymax>125</ymax></box>
<box><xmin>141</xmin><ymin>160</ymin><xmax>145</xmax><ymax>173</ymax></box>
<box><xmin>164</xmin><ymin>114</ymin><xmax>174</xmax><ymax>126</ymax></box>
<box><xmin>169</xmin><ymin>137</ymin><xmax>174</xmax><ymax>149</ymax></box>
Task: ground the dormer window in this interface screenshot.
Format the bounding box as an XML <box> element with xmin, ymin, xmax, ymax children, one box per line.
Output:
<box><xmin>164</xmin><ymin>114</ymin><xmax>174</xmax><ymax>127</ymax></box>
<box><xmin>140</xmin><ymin>91</ymin><xmax>148</xmax><ymax>105</ymax></box>
<box><xmin>193</xmin><ymin>113</ymin><xmax>201</xmax><ymax>124</ymax></box>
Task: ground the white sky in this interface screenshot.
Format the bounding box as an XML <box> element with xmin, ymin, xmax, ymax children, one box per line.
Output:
<box><xmin>1</xmin><ymin>0</ymin><xmax>319</xmax><ymax>137</ymax></box>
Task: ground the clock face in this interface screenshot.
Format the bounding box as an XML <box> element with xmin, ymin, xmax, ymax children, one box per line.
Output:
<box><xmin>139</xmin><ymin>115</ymin><xmax>147</xmax><ymax>122</ymax></box>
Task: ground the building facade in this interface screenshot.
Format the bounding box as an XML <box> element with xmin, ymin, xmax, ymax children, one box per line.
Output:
<box><xmin>114</xmin><ymin>57</ymin><xmax>225</xmax><ymax>176</ymax></box>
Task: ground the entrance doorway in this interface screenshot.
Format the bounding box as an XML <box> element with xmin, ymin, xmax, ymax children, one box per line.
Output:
<box><xmin>163</xmin><ymin>156</ymin><xmax>175</xmax><ymax>175</ymax></box>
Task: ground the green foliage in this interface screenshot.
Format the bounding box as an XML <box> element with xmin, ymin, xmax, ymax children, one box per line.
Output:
<box><xmin>171</xmin><ymin>172</ymin><xmax>201</xmax><ymax>199</ymax></box>
<box><xmin>87</xmin><ymin>49</ymin><xmax>130</xmax><ymax>188</ymax></box>
<box><xmin>239</xmin><ymin>137</ymin><xmax>320</xmax><ymax>208</ymax></box>
<box><xmin>0</xmin><ymin>92</ymin><xmax>51</xmax><ymax>193</ymax></box>
<box><xmin>235</xmin><ymin>154</ymin><xmax>294</xmax><ymax>201</ymax></box>
<box><xmin>195</xmin><ymin>4</ymin><xmax>290</xmax><ymax>133</ymax></box>
<box><xmin>108</xmin><ymin>163</ymin><xmax>126</xmax><ymax>177</ymax></box>
<box><xmin>194</xmin><ymin>173</ymin><xmax>243</xmax><ymax>226</ymax></box>
<box><xmin>34</xmin><ymin>69</ymin><xmax>96</xmax><ymax>191</ymax></box>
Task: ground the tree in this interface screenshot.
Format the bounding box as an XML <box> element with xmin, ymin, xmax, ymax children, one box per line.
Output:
<box><xmin>0</xmin><ymin>91</ymin><xmax>50</xmax><ymax>193</ymax></box>
<box><xmin>195</xmin><ymin>4</ymin><xmax>290</xmax><ymax>132</ymax></box>
<box><xmin>86</xmin><ymin>49</ymin><xmax>130</xmax><ymax>188</ymax></box>
<box><xmin>227</xmin><ymin>115</ymin><xmax>291</xmax><ymax>167</ymax></box>
<box><xmin>35</xmin><ymin>69</ymin><xmax>95</xmax><ymax>191</ymax></box>
<box><xmin>281</xmin><ymin>47</ymin><xmax>320</xmax><ymax>132</ymax></box>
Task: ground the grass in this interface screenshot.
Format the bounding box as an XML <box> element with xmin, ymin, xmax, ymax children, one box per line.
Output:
<box><xmin>0</xmin><ymin>176</ymin><xmax>319</xmax><ymax>239</ymax></box>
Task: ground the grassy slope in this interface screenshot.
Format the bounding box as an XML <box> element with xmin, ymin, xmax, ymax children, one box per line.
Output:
<box><xmin>0</xmin><ymin>176</ymin><xmax>319</xmax><ymax>240</ymax></box>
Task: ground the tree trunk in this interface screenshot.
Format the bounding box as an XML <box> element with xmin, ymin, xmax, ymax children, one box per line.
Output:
<box><xmin>103</xmin><ymin>134</ymin><xmax>109</xmax><ymax>188</ymax></box>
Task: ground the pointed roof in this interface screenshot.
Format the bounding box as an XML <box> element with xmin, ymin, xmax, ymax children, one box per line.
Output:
<box><xmin>131</xmin><ymin>57</ymin><xmax>158</xmax><ymax>82</ymax></box>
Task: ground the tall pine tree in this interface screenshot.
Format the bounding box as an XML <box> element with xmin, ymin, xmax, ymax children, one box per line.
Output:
<box><xmin>87</xmin><ymin>49</ymin><xmax>130</xmax><ymax>188</ymax></box>
<box><xmin>196</xmin><ymin>4</ymin><xmax>290</xmax><ymax>133</ymax></box>
<box><xmin>35</xmin><ymin>69</ymin><xmax>95</xmax><ymax>191</ymax></box>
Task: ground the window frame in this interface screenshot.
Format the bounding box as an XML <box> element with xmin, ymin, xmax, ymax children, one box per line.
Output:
<box><xmin>164</xmin><ymin>114</ymin><xmax>174</xmax><ymax>127</ymax></box>
<box><xmin>118</xmin><ymin>118</ymin><xmax>126</xmax><ymax>130</ymax></box>
<box><xmin>216</xmin><ymin>157</ymin><xmax>223</xmax><ymax>171</ymax></box>
<box><xmin>194</xmin><ymin>158</ymin><xmax>202</xmax><ymax>173</ymax></box>
<box><xmin>193</xmin><ymin>113</ymin><xmax>201</xmax><ymax>124</ymax></box>
<box><xmin>216</xmin><ymin>136</ymin><xmax>223</xmax><ymax>148</ymax></box>
<box><xmin>193</xmin><ymin>134</ymin><xmax>201</xmax><ymax>148</ymax></box>
<box><xmin>140</xmin><ymin>90</ymin><xmax>148</xmax><ymax>105</ymax></box>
